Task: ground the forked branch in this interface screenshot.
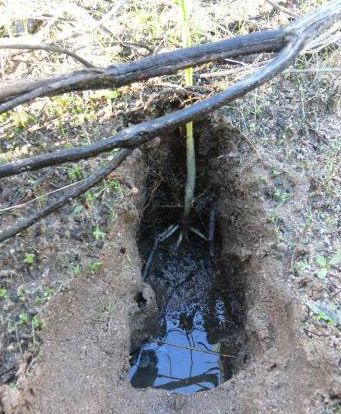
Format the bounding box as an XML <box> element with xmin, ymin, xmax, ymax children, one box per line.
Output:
<box><xmin>0</xmin><ymin>42</ymin><xmax>95</xmax><ymax>68</ymax></box>
<box><xmin>0</xmin><ymin>0</ymin><xmax>340</xmax><ymax>243</ymax></box>
<box><xmin>0</xmin><ymin>35</ymin><xmax>316</xmax><ymax>244</ymax></box>
<box><xmin>0</xmin><ymin>29</ymin><xmax>287</xmax><ymax>111</ymax></box>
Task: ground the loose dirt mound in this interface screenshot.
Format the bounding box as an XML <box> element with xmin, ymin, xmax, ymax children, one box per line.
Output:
<box><xmin>1</xmin><ymin>115</ymin><xmax>339</xmax><ymax>414</ymax></box>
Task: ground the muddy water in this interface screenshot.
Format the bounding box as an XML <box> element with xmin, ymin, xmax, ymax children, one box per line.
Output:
<box><xmin>128</xmin><ymin>225</ymin><xmax>237</xmax><ymax>394</ymax></box>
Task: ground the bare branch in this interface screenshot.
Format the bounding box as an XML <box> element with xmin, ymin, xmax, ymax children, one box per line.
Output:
<box><xmin>0</xmin><ymin>34</ymin><xmax>308</xmax><ymax>179</ymax></box>
<box><xmin>0</xmin><ymin>0</ymin><xmax>340</xmax><ymax>243</ymax></box>
<box><xmin>0</xmin><ymin>0</ymin><xmax>338</xmax><ymax>112</ymax></box>
<box><xmin>0</xmin><ymin>29</ymin><xmax>287</xmax><ymax>111</ymax></box>
<box><xmin>0</xmin><ymin>149</ymin><xmax>131</xmax><ymax>243</ymax></box>
<box><xmin>0</xmin><ymin>42</ymin><xmax>95</xmax><ymax>68</ymax></box>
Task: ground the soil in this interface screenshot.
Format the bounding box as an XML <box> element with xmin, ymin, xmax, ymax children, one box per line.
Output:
<box><xmin>0</xmin><ymin>0</ymin><xmax>340</xmax><ymax>411</ymax></box>
<box><xmin>1</xmin><ymin>112</ymin><xmax>340</xmax><ymax>413</ymax></box>
<box><xmin>128</xmin><ymin>135</ymin><xmax>243</xmax><ymax>394</ymax></box>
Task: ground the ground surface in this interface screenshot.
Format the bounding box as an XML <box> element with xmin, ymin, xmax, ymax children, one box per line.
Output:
<box><xmin>0</xmin><ymin>0</ymin><xmax>340</xmax><ymax>413</ymax></box>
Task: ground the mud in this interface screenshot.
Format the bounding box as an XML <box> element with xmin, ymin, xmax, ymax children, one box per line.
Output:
<box><xmin>128</xmin><ymin>238</ymin><xmax>232</xmax><ymax>394</ymax></box>
<box><xmin>1</xmin><ymin>113</ymin><xmax>340</xmax><ymax>413</ymax></box>
<box><xmin>128</xmin><ymin>130</ymin><xmax>245</xmax><ymax>394</ymax></box>
<box><xmin>128</xmin><ymin>223</ymin><xmax>237</xmax><ymax>393</ymax></box>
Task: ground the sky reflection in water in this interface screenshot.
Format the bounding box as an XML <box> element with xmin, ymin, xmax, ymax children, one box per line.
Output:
<box><xmin>129</xmin><ymin>307</ymin><xmax>224</xmax><ymax>394</ymax></box>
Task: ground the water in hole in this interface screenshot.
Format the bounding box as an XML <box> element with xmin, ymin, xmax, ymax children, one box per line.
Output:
<box><xmin>128</xmin><ymin>223</ymin><xmax>237</xmax><ymax>394</ymax></box>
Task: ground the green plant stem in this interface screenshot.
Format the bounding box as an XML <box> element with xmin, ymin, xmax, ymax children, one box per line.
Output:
<box><xmin>179</xmin><ymin>0</ymin><xmax>195</xmax><ymax>220</ymax></box>
<box><xmin>184</xmin><ymin>120</ymin><xmax>195</xmax><ymax>218</ymax></box>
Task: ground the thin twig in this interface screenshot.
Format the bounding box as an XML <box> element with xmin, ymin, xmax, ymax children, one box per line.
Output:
<box><xmin>266</xmin><ymin>0</ymin><xmax>298</xmax><ymax>18</ymax></box>
<box><xmin>199</xmin><ymin>60</ymin><xmax>270</xmax><ymax>78</ymax></box>
<box><xmin>0</xmin><ymin>150</ymin><xmax>131</xmax><ymax>243</ymax></box>
<box><xmin>0</xmin><ymin>178</ymin><xmax>86</xmax><ymax>213</ymax></box>
<box><xmin>0</xmin><ymin>42</ymin><xmax>95</xmax><ymax>68</ymax></box>
<box><xmin>15</xmin><ymin>324</ymin><xmax>23</xmax><ymax>355</ymax></box>
<box><xmin>110</xmin><ymin>40</ymin><xmax>155</xmax><ymax>54</ymax></box>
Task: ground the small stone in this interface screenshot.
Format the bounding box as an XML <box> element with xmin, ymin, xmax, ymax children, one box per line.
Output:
<box><xmin>128</xmin><ymin>187</ymin><xmax>139</xmax><ymax>196</ymax></box>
